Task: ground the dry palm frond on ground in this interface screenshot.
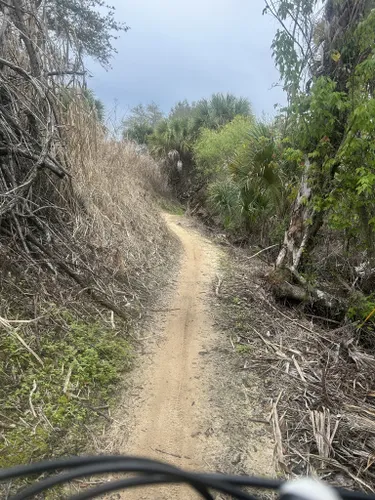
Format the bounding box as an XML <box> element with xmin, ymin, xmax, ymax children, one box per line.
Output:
<box><xmin>213</xmin><ymin>246</ymin><xmax>375</xmax><ymax>493</ymax></box>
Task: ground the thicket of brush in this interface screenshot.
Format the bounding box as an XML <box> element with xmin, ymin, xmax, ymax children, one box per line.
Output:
<box><xmin>0</xmin><ymin>0</ymin><xmax>173</xmax><ymax>477</ymax></box>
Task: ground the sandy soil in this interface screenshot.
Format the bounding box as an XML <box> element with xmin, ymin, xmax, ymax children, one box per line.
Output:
<box><xmin>104</xmin><ymin>214</ymin><xmax>274</xmax><ymax>499</ymax></box>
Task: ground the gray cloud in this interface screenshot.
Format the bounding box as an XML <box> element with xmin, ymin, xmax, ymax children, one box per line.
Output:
<box><xmin>88</xmin><ymin>0</ymin><xmax>286</xmax><ymax>118</ymax></box>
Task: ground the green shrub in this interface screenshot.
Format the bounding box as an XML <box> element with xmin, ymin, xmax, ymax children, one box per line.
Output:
<box><xmin>193</xmin><ymin>115</ymin><xmax>254</xmax><ymax>179</ymax></box>
<box><xmin>347</xmin><ymin>293</ymin><xmax>375</xmax><ymax>323</ymax></box>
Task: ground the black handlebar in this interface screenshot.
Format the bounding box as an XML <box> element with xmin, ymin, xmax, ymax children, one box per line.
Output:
<box><xmin>1</xmin><ymin>455</ymin><xmax>375</xmax><ymax>500</ymax></box>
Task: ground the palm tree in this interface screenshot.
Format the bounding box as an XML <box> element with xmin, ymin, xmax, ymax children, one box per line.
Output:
<box><xmin>192</xmin><ymin>93</ymin><xmax>252</xmax><ymax>132</ymax></box>
<box><xmin>148</xmin><ymin>117</ymin><xmax>194</xmax><ymax>160</ymax></box>
<box><xmin>148</xmin><ymin>93</ymin><xmax>252</xmax><ymax>157</ymax></box>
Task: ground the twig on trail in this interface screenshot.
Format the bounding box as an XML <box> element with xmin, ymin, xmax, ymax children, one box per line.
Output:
<box><xmin>29</xmin><ymin>380</ymin><xmax>37</xmax><ymax>418</ymax></box>
<box><xmin>249</xmin><ymin>418</ymin><xmax>271</xmax><ymax>425</ymax></box>
<box><xmin>85</xmin><ymin>405</ymin><xmax>112</xmax><ymax>422</ymax></box>
<box><xmin>248</xmin><ymin>244</ymin><xmax>279</xmax><ymax>261</ymax></box>
<box><xmin>0</xmin><ymin>316</ymin><xmax>42</xmax><ymax>324</ymax></box>
<box><xmin>0</xmin><ymin>316</ymin><xmax>44</xmax><ymax>366</ymax></box>
<box><xmin>149</xmin><ymin>308</ymin><xmax>180</xmax><ymax>313</ymax></box>
<box><xmin>152</xmin><ymin>447</ymin><xmax>191</xmax><ymax>460</ymax></box>
<box><xmin>249</xmin><ymin>325</ymin><xmax>288</xmax><ymax>359</ymax></box>
<box><xmin>292</xmin><ymin>355</ymin><xmax>307</xmax><ymax>383</ymax></box>
<box><xmin>215</xmin><ymin>274</ymin><xmax>223</xmax><ymax>297</ymax></box>
<box><xmin>275</xmin><ymin>389</ymin><xmax>284</xmax><ymax>407</ymax></box>
<box><xmin>63</xmin><ymin>362</ymin><xmax>75</xmax><ymax>394</ymax></box>
<box><xmin>190</xmin><ymin>203</ymin><xmax>200</xmax><ymax>216</ymax></box>
<box><xmin>271</xmin><ymin>401</ymin><xmax>287</xmax><ymax>471</ymax></box>
<box><xmin>305</xmin><ymin>314</ymin><xmax>341</xmax><ymax>325</ymax></box>
<box><xmin>269</xmin><ymin>390</ymin><xmax>284</xmax><ymax>422</ymax></box>
<box><xmin>0</xmin><ymin>422</ymin><xmax>16</xmax><ymax>429</ymax></box>
<box><xmin>310</xmin><ymin>407</ymin><xmax>339</xmax><ymax>459</ymax></box>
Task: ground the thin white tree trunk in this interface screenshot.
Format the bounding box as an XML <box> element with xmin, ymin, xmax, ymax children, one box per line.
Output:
<box><xmin>276</xmin><ymin>159</ymin><xmax>320</xmax><ymax>271</ymax></box>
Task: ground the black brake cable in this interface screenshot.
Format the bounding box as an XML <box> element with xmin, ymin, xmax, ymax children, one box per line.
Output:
<box><xmin>2</xmin><ymin>457</ymin><xmax>213</xmax><ymax>500</ymax></box>
<box><xmin>69</xmin><ymin>474</ymin><xmax>177</xmax><ymax>500</ymax></box>
<box><xmin>0</xmin><ymin>455</ymin><xmax>149</xmax><ymax>482</ymax></box>
<box><xmin>11</xmin><ymin>460</ymin><xmax>256</xmax><ymax>500</ymax></box>
<box><xmin>69</xmin><ymin>474</ymin><xmax>209</xmax><ymax>500</ymax></box>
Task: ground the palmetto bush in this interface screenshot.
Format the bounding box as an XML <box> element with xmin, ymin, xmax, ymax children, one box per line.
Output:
<box><xmin>207</xmin><ymin>178</ymin><xmax>242</xmax><ymax>230</ymax></box>
<box><xmin>148</xmin><ymin>117</ymin><xmax>194</xmax><ymax>159</ymax></box>
<box><xmin>203</xmin><ymin>120</ymin><xmax>290</xmax><ymax>239</ymax></box>
<box><xmin>230</xmin><ymin>122</ymin><xmax>288</xmax><ymax>224</ymax></box>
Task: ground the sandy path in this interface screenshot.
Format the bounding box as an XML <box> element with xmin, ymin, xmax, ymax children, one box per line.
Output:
<box><xmin>117</xmin><ymin>214</ymin><xmax>221</xmax><ymax>499</ymax></box>
<box><xmin>102</xmin><ymin>214</ymin><xmax>274</xmax><ymax>499</ymax></box>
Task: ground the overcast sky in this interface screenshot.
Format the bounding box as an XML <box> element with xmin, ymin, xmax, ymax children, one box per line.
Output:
<box><xmin>88</xmin><ymin>0</ymin><xmax>286</xmax><ymax>120</ymax></box>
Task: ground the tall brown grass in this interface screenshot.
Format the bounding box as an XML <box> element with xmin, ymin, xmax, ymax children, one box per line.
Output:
<box><xmin>63</xmin><ymin>96</ymin><xmax>173</xmax><ymax>301</ymax></box>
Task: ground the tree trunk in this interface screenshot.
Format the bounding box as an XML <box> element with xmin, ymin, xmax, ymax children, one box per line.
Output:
<box><xmin>276</xmin><ymin>160</ymin><xmax>324</xmax><ymax>271</ymax></box>
<box><xmin>11</xmin><ymin>0</ymin><xmax>41</xmax><ymax>76</ymax></box>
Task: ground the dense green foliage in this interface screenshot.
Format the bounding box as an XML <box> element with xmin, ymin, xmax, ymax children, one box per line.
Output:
<box><xmin>268</xmin><ymin>0</ymin><xmax>375</xmax><ymax>264</ymax></box>
<box><xmin>125</xmin><ymin>1</ymin><xmax>375</xmax><ymax>323</ymax></box>
<box><xmin>193</xmin><ymin>116</ymin><xmax>289</xmax><ymax>234</ymax></box>
<box><xmin>194</xmin><ymin>115</ymin><xmax>253</xmax><ymax>179</ymax></box>
<box><xmin>133</xmin><ymin>92</ymin><xmax>290</xmax><ymax>237</ymax></box>
<box><xmin>135</xmin><ymin>93</ymin><xmax>253</xmax><ymax>159</ymax></box>
<box><xmin>148</xmin><ymin>116</ymin><xmax>194</xmax><ymax>159</ymax></box>
<box><xmin>192</xmin><ymin>93</ymin><xmax>252</xmax><ymax>131</ymax></box>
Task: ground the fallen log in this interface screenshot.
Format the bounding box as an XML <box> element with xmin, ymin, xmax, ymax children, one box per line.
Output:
<box><xmin>270</xmin><ymin>267</ymin><xmax>347</xmax><ymax>320</ymax></box>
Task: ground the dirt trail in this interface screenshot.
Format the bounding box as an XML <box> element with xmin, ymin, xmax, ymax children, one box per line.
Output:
<box><xmin>105</xmin><ymin>214</ymin><xmax>273</xmax><ymax>499</ymax></box>
<box><xmin>114</xmin><ymin>214</ymin><xmax>221</xmax><ymax>499</ymax></box>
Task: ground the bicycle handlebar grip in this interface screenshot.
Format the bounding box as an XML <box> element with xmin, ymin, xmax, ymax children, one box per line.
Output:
<box><xmin>280</xmin><ymin>478</ymin><xmax>342</xmax><ymax>500</ymax></box>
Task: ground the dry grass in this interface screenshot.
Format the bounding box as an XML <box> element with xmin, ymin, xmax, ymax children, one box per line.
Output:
<box><xmin>0</xmin><ymin>94</ymin><xmax>177</xmax><ymax>482</ymax></box>
<box><xmin>0</xmin><ymin>2</ymin><xmax>177</xmax><ymax>485</ymax></box>
<box><xmin>61</xmin><ymin>98</ymin><xmax>173</xmax><ymax>305</ymax></box>
<box><xmin>214</xmin><ymin>245</ymin><xmax>375</xmax><ymax>494</ymax></box>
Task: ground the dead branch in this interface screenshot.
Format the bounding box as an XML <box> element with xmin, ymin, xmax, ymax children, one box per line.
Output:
<box><xmin>215</xmin><ymin>274</ymin><xmax>223</xmax><ymax>296</ymax></box>
<box><xmin>248</xmin><ymin>243</ymin><xmax>279</xmax><ymax>260</ymax></box>
<box><xmin>47</xmin><ymin>70</ymin><xmax>86</xmax><ymax>77</ymax></box>
<box><xmin>28</xmin><ymin>380</ymin><xmax>37</xmax><ymax>418</ymax></box>
<box><xmin>0</xmin><ymin>56</ymin><xmax>35</xmax><ymax>81</ymax></box>
<box><xmin>63</xmin><ymin>362</ymin><xmax>75</xmax><ymax>394</ymax></box>
<box><xmin>26</xmin><ymin>233</ymin><xmax>130</xmax><ymax>322</ymax></box>
<box><xmin>0</xmin><ymin>316</ymin><xmax>44</xmax><ymax>366</ymax></box>
<box><xmin>271</xmin><ymin>400</ymin><xmax>288</xmax><ymax>472</ymax></box>
<box><xmin>153</xmin><ymin>448</ymin><xmax>191</xmax><ymax>460</ymax></box>
<box><xmin>11</xmin><ymin>0</ymin><xmax>40</xmax><ymax>76</ymax></box>
<box><xmin>0</xmin><ymin>147</ymin><xmax>68</xmax><ymax>177</ymax></box>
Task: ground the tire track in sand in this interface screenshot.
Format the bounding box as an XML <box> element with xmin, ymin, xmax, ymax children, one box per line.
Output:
<box><xmin>117</xmin><ymin>214</ymin><xmax>220</xmax><ymax>499</ymax></box>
